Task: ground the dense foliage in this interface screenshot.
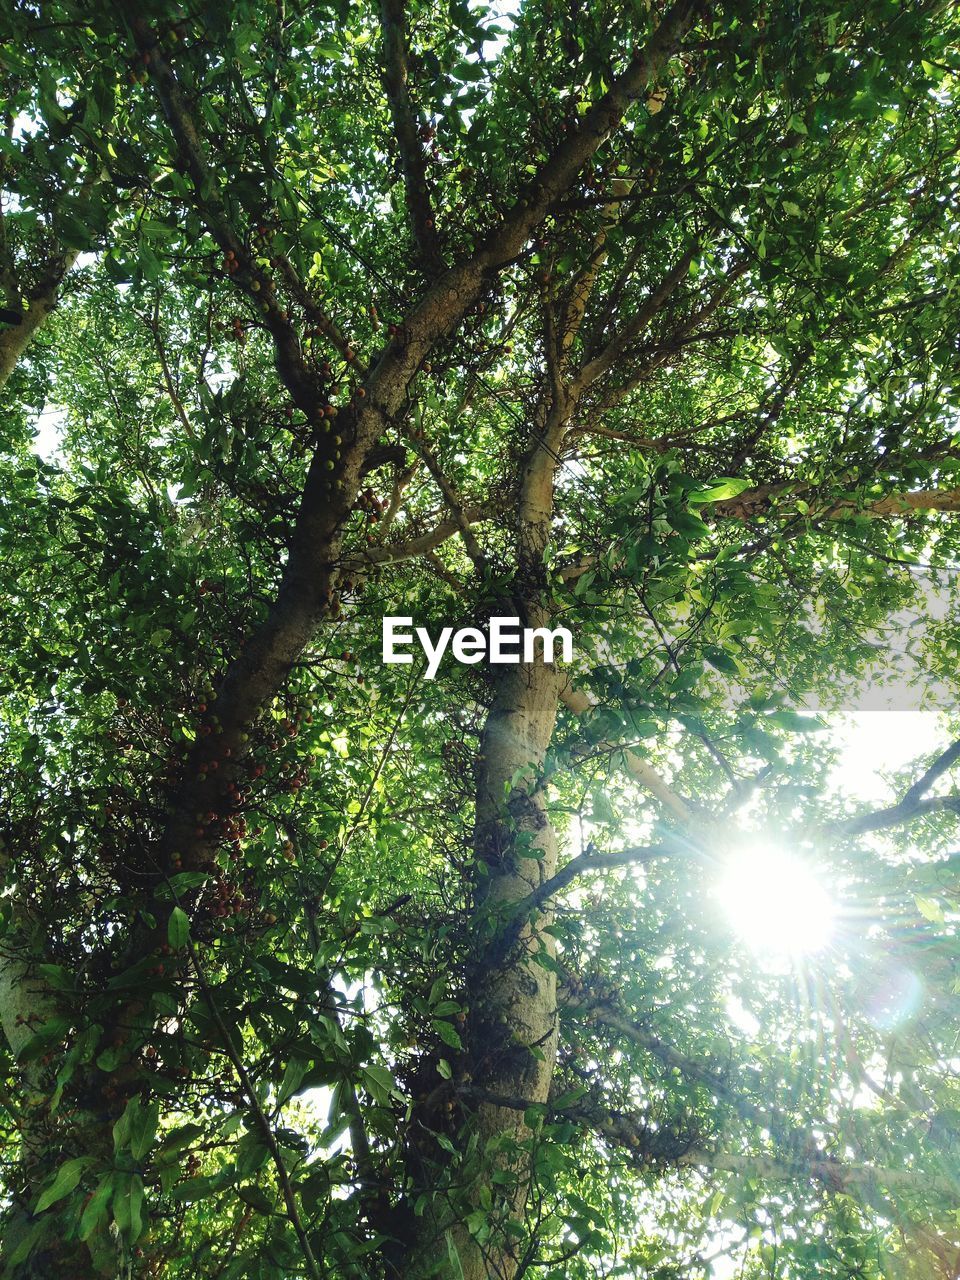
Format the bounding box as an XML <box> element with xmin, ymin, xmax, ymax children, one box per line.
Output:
<box><xmin>3</xmin><ymin>1</ymin><xmax>960</xmax><ymax>1276</ymax></box>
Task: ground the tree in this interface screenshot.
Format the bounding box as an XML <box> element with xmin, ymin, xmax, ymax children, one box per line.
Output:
<box><xmin>2</xmin><ymin>0</ymin><xmax>960</xmax><ymax>1276</ymax></box>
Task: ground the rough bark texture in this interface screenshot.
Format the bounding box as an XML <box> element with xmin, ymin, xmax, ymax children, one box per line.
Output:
<box><xmin>0</xmin><ymin>250</ymin><xmax>78</xmax><ymax>391</ymax></box>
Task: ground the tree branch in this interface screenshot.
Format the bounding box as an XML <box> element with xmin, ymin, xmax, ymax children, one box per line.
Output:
<box><xmin>412</xmin><ymin>430</ymin><xmax>487</xmax><ymax>569</ymax></box>
<box><xmin>714</xmin><ymin>482</ymin><xmax>960</xmax><ymax>521</ymax></box>
<box><xmin>677</xmin><ymin>1147</ymin><xmax>958</xmax><ymax>1201</ymax></box>
<box><xmin>573</xmin><ymin>243</ymin><xmax>697</xmax><ymax>392</ymax></box>
<box><xmin>0</xmin><ymin>249</ymin><xmax>80</xmax><ymax>390</ymax></box>
<box><xmin>186</xmin><ymin>938</ymin><xmax>323</xmax><ymax>1280</ymax></box>
<box><xmin>113</xmin><ymin>0</ymin><xmax>702</xmax><ymax>918</ymax></box>
<box><xmin>130</xmin><ymin>20</ymin><xmax>320</xmax><ymax>418</ymax></box>
<box><xmin>273</xmin><ymin>251</ymin><xmax>368</xmax><ymax>377</ymax></box>
<box><xmin>341</xmin><ymin>503</ymin><xmax>492</xmax><ymax>572</ymax></box>
<box><xmin>559</xmin><ymin>681</ymin><xmax>694</xmax><ymax>823</ymax></box>
<box><xmin>593</xmin><ymin>259</ymin><xmax>749</xmax><ymax>410</ymax></box>
<box><xmin>380</xmin><ymin>0</ymin><xmax>441</xmax><ymax>267</ymax></box>
<box><xmin>143</xmin><ymin>296</ymin><xmax>196</xmax><ymax>440</ymax></box>
<box><xmin>840</xmin><ymin>739</ymin><xmax>960</xmax><ymax>836</ymax></box>
<box><xmin>513</xmin><ymin>843</ymin><xmax>664</xmax><ymax>919</ymax></box>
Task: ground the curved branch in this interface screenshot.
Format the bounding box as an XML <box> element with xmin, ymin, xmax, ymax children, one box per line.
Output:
<box><xmin>841</xmin><ymin>739</ymin><xmax>960</xmax><ymax>836</ymax></box>
<box><xmin>343</xmin><ymin>503</ymin><xmax>492</xmax><ymax>571</ymax></box>
<box><xmin>514</xmin><ymin>843</ymin><xmax>664</xmax><ymax>919</ymax></box>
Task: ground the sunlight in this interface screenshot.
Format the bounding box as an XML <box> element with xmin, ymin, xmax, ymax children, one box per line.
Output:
<box><xmin>718</xmin><ymin>845</ymin><xmax>836</xmax><ymax>958</ymax></box>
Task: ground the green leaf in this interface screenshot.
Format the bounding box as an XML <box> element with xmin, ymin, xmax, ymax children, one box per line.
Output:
<box><xmin>591</xmin><ymin>790</ymin><xmax>617</xmax><ymax>826</ymax></box>
<box><xmin>171</xmin><ymin>1174</ymin><xmax>218</xmax><ymax>1203</ymax></box>
<box><xmin>433</xmin><ymin>1019</ymin><xmax>463</xmax><ymax>1050</ymax></box>
<box><xmin>37</xmin><ymin>964</ymin><xmax>75</xmax><ymax>992</ymax></box>
<box><xmin>688</xmin><ymin>478</ymin><xmax>751</xmax><ymax>505</ymax></box>
<box><xmin>113</xmin><ymin>1096</ymin><xmax>139</xmax><ymax>1153</ymax></box>
<box><xmin>915</xmin><ymin>895</ymin><xmax>945</xmax><ymax>924</ymax></box>
<box><xmin>278</xmin><ymin>1056</ymin><xmax>310</xmax><ymax>1105</ymax></box>
<box><xmin>766</xmin><ymin>710</ymin><xmax>824</xmax><ymax>733</ymax></box>
<box><xmin>79</xmin><ymin>1175</ymin><xmax>116</xmax><ymax>1241</ymax></box>
<box><xmin>130</xmin><ymin>1101</ymin><xmax>160</xmax><ymax>1161</ymax></box>
<box><xmin>36</xmin><ymin>1157</ymin><xmax>91</xmax><ymax>1213</ymax></box>
<box><xmin>156</xmin><ymin>871</ymin><xmax>210</xmax><ymax>899</ymax></box>
<box><xmin>362</xmin><ymin>1064</ymin><xmax>399</xmax><ymax>1100</ymax></box>
<box><xmin>668</xmin><ymin>509</ymin><xmax>711</xmax><ymax>539</ymax></box>
<box><xmin>112</xmin><ymin>1172</ymin><xmax>145</xmax><ymax>1243</ymax></box>
<box><xmin>168</xmin><ymin>905</ymin><xmax>189</xmax><ymax>950</ymax></box>
<box><xmin>158</xmin><ymin>1122</ymin><xmax>205</xmax><ymax>1154</ymax></box>
<box><xmin>237</xmin><ymin>1184</ymin><xmax>276</xmax><ymax>1214</ymax></box>
<box><xmin>445</xmin><ymin>1229</ymin><xmax>466</xmax><ymax>1279</ymax></box>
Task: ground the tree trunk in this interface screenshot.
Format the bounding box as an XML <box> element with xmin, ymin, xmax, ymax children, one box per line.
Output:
<box><xmin>411</xmin><ymin>391</ymin><xmax>564</xmax><ymax>1275</ymax></box>
<box><xmin>0</xmin><ymin>252</ymin><xmax>78</xmax><ymax>391</ymax></box>
<box><xmin>458</xmin><ymin>655</ymin><xmax>562</xmax><ymax>1280</ymax></box>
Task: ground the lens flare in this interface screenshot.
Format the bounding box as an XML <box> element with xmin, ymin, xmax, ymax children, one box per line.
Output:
<box><xmin>717</xmin><ymin>846</ymin><xmax>836</xmax><ymax>958</ymax></box>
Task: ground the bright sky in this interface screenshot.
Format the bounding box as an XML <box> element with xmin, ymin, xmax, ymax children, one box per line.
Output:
<box><xmin>709</xmin><ymin>710</ymin><xmax>945</xmax><ymax>1277</ymax></box>
<box><xmin>829</xmin><ymin>709</ymin><xmax>945</xmax><ymax>803</ymax></box>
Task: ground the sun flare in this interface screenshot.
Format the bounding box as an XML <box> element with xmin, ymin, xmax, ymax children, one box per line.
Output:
<box><xmin>718</xmin><ymin>846</ymin><xmax>836</xmax><ymax>958</ymax></box>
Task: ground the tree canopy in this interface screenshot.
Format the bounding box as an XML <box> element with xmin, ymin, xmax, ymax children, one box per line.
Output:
<box><xmin>3</xmin><ymin>1</ymin><xmax>960</xmax><ymax>1277</ymax></box>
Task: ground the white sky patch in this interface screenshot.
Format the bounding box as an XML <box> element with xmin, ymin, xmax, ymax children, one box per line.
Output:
<box><xmin>479</xmin><ymin>0</ymin><xmax>519</xmax><ymax>59</ymax></box>
<box><xmin>827</xmin><ymin>710</ymin><xmax>946</xmax><ymax>804</ymax></box>
<box><xmin>31</xmin><ymin>405</ymin><xmax>67</xmax><ymax>462</ymax></box>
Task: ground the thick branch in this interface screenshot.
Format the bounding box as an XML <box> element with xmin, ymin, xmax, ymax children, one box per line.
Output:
<box><xmin>342</xmin><ymin>503</ymin><xmax>492</xmax><ymax>572</ymax></box>
<box><xmin>841</xmin><ymin>739</ymin><xmax>960</xmax><ymax>836</ymax></box>
<box><xmin>117</xmin><ymin>0</ymin><xmax>702</xmax><ymax>907</ymax></box>
<box><xmin>715</xmin><ymin>482</ymin><xmax>960</xmax><ymax>521</ymax></box>
<box><xmin>569</xmin><ymin>992</ymin><xmax>959</xmax><ymax>1256</ymax></box>
<box><xmin>378</xmin><ymin>459</ymin><xmax>420</xmax><ymax>537</ymax></box>
<box><xmin>843</xmin><ymin>794</ymin><xmax>960</xmax><ymax>836</ymax></box>
<box><xmin>558</xmin><ymin>181</ymin><xmax>640</xmax><ymax>362</ymax></box>
<box><xmin>380</xmin><ymin>0</ymin><xmax>441</xmax><ymax>266</ymax></box>
<box><xmin>458</xmin><ymin>1072</ymin><xmax>958</xmax><ymax>1200</ymax></box>
<box><xmin>902</xmin><ymin>738</ymin><xmax>960</xmax><ymax>807</ymax></box>
<box><xmin>0</xmin><ymin>250</ymin><xmax>79</xmax><ymax>390</ymax></box>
